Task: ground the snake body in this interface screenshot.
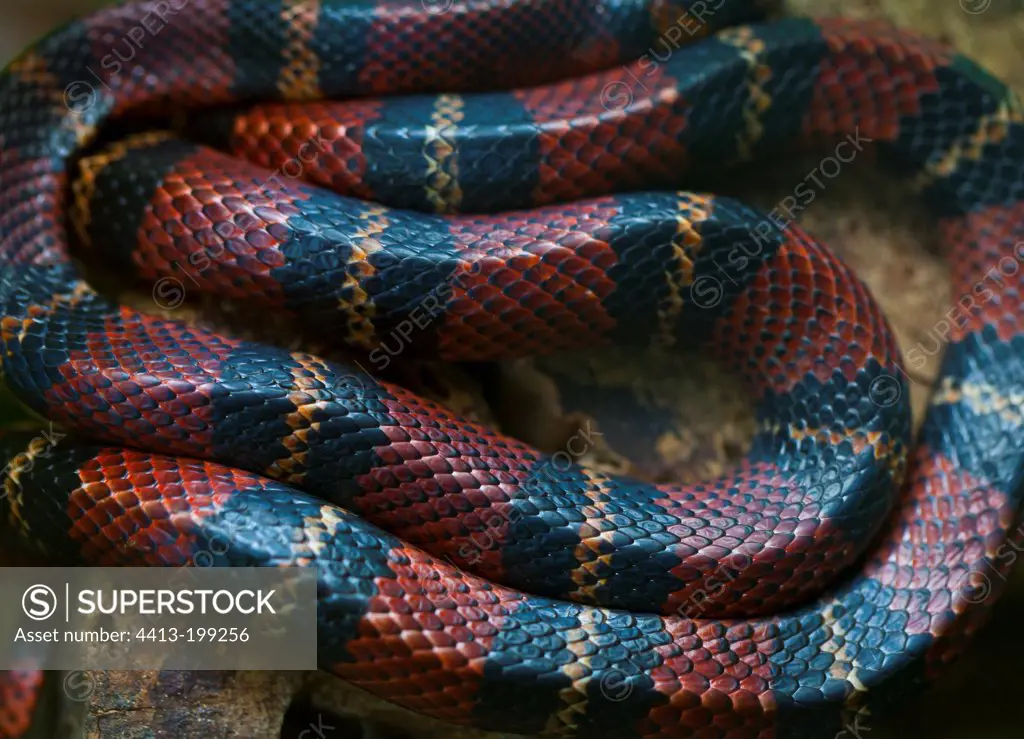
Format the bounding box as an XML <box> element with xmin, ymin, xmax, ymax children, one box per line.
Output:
<box><xmin>1</xmin><ymin>0</ymin><xmax>1023</xmax><ymax>737</ymax></box>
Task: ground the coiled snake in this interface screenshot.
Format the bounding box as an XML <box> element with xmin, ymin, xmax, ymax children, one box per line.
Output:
<box><xmin>0</xmin><ymin>0</ymin><xmax>1022</xmax><ymax>736</ymax></box>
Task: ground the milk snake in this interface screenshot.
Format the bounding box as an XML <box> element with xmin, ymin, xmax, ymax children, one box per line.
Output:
<box><xmin>0</xmin><ymin>0</ymin><xmax>1022</xmax><ymax>737</ymax></box>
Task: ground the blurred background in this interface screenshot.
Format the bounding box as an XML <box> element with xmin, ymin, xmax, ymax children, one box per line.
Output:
<box><xmin>1</xmin><ymin>0</ymin><xmax>1023</xmax><ymax>737</ymax></box>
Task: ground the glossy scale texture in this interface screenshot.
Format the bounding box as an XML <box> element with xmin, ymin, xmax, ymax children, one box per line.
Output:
<box><xmin>0</xmin><ymin>1</ymin><xmax>1022</xmax><ymax>738</ymax></box>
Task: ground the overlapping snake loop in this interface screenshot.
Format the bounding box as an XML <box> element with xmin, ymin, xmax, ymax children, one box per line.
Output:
<box><xmin>0</xmin><ymin>0</ymin><xmax>1022</xmax><ymax>737</ymax></box>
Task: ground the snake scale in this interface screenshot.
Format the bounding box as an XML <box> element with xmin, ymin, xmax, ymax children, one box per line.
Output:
<box><xmin>0</xmin><ymin>0</ymin><xmax>1022</xmax><ymax>737</ymax></box>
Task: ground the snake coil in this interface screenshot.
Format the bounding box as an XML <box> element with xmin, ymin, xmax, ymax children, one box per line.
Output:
<box><xmin>0</xmin><ymin>1</ymin><xmax>1022</xmax><ymax>737</ymax></box>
